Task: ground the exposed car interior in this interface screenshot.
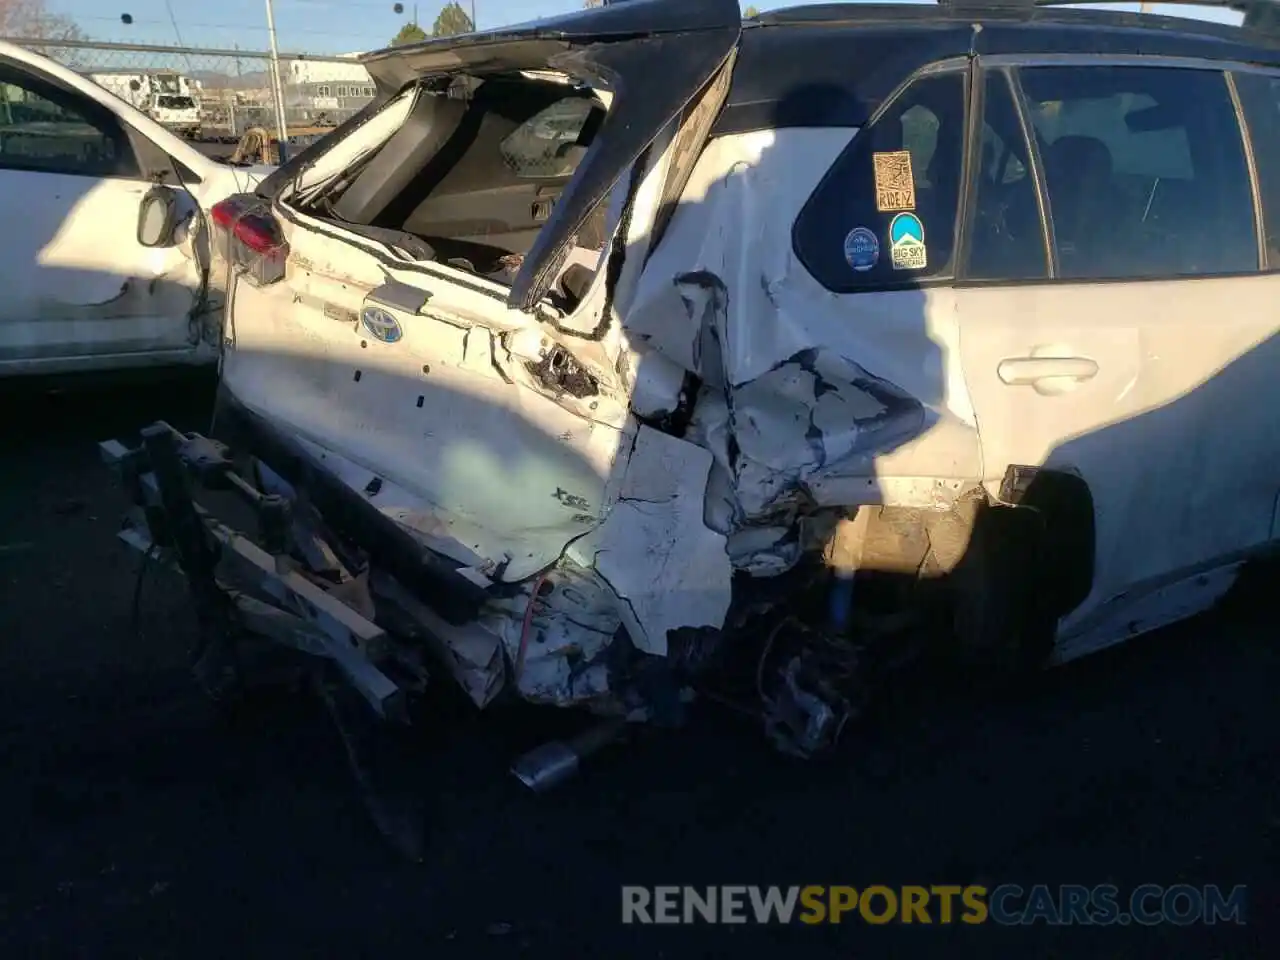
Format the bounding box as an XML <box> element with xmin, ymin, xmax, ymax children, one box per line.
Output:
<box><xmin>301</xmin><ymin>74</ymin><xmax>609</xmax><ymax>300</ymax></box>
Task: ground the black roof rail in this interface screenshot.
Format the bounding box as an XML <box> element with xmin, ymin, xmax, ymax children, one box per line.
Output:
<box><xmin>761</xmin><ymin>0</ymin><xmax>1264</xmax><ymax>20</ymax></box>
<box><xmin>938</xmin><ymin>0</ymin><xmax>1265</xmax><ymax>17</ymax></box>
<box><xmin>942</xmin><ymin>0</ymin><xmax>1280</xmax><ymax>33</ymax></box>
<box><xmin>940</xmin><ymin>0</ymin><xmax>1251</xmax><ymax>8</ymax></box>
<box><xmin>759</xmin><ymin>0</ymin><xmax>1280</xmax><ymax>38</ymax></box>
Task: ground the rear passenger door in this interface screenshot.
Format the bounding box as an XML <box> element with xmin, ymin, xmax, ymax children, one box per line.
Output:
<box><xmin>957</xmin><ymin>60</ymin><xmax>1280</xmax><ymax>659</ymax></box>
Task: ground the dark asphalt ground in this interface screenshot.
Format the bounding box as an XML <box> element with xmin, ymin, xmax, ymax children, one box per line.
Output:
<box><xmin>1</xmin><ymin>373</ymin><xmax>1275</xmax><ymax>958</ymax></box>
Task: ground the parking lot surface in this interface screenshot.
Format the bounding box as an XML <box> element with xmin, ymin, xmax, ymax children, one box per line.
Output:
<box><xmin>0</xmin><ymin>374</ymin><xmax>1275</xmax><ymax>958</ymax></box>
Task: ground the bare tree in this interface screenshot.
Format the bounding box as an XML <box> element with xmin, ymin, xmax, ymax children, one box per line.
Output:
<box><xmin>0</xmin><ymin>0</ymin><xmax>84</xmax><ymax>41</ymax></box>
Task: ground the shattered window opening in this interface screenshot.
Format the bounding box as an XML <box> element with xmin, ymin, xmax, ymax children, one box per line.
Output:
<box><xmin>299</xmin><ymin>73</ymin><xmax>609</xmax><ymax>287</ymax></box>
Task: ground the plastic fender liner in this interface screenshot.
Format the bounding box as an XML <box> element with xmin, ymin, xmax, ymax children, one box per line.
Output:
<box><xmin>999</xmin><ymin>464</ymin><xmax>1096</xmax><ymax>617</ymax></box>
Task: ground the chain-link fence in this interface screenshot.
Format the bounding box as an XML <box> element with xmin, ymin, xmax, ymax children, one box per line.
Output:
<box><xmin>3</xmin><ymin>37</ymin><xmax>375</xmax><ymax>146</ymax></box>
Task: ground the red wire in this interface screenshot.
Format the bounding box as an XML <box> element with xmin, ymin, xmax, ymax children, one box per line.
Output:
<box><xmin>515</xmin><ymin>572</ymin><xmax>550</xmax><ymax>683</ymax></box>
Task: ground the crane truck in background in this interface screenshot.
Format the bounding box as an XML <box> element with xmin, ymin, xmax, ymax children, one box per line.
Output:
<box><xmin>88</xmin><ymin>70</ymin><xmax>202</xmax><ymax>139</ymax></box>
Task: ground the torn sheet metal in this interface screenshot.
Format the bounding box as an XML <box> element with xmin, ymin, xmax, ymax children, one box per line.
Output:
<box><xmin>372</xmin><ymin>571</ymin><xmax>507</xmax><ymax>707</ymax></box>
<box><xmin>214</xmin><ymin>117</ymin><xmax>977</xmax><ymax>716</ymax></box>
<box><xmin>624</xmin><ymin>129</ymin><xmax>981</xmax><ymax>534</ymax></box>
<box><xmin>568</xmin><ymin>425</ymin><xmax>731</xmax><ymax>656</ymax></box>
<box><xmin>483</xmin><ymin>561</ymin><xmax>622</xmax><ymax>706</ymax></box>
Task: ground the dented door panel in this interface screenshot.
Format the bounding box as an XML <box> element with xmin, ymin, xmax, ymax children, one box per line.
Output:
<box><xmin>628</xmin><ymin>129</ymin><xmax>982</xmax><ymax>538</ymax></box>
<box><xmin>221</xmin><ymin>214</ymin><xmax>635</xmax><ymax>584</ymax></box>
<box><xmin>0</xmin><ymin>171</ymin><xmax>207</xmax><ymax>372</ymax></box>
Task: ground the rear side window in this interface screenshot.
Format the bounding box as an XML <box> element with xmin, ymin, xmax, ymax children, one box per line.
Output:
<box><xmin>794</xmin><ymin>70</ymin><xmax>967</xmax><ymax>292</ymax></box>
<box><xmin>1017</xmin><ymin>65</ymin><xmax>1256</xmax><ymax>280</ymax></box>
<box><xmin>1231</xmin><ymin>71</ymin><xmax>1280</xmax><ymax>266</ymax></box>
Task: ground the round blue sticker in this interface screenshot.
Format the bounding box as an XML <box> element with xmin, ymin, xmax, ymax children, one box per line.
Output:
<box><xmin>843</xmin><ymin>226</ymin><xmax>879</xmax><ymax>272</ymax></box>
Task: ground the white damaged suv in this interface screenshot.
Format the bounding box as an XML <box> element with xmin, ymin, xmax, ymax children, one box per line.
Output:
<box><xmin>129</xmin><ymin>0</ymin><xmax>1280</xmax><ymax>751</ymax></box>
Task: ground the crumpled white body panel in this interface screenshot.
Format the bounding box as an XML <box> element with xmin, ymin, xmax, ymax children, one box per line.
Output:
<box><xmin>222</xmin><ymin>125</ymin><xmax>983</xmax><ymax>705</ymax></box>
<box><xmin>626</xmin><ymin>129</ymin><xmax>981</xmax><ymax>531</ymax></box>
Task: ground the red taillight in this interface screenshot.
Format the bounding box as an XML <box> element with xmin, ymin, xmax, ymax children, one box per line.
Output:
<box><xmin>210</xmin><ymin>194</ymin><xmax>288</xmax><ymax>286</ymax></box>
<box><xmin>210</xmin><ymin>198</ymin><xmax>237</xmax><ymax>230</ymax></box>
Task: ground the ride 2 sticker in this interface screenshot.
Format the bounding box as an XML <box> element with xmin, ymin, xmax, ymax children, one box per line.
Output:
<box><xmin>843</xmin><ymin>226</ymin><xmax>879</xmax><ymax>272</ymax></box>
<box><xmin>872</xmin><ymin>150</ymin><xmax>916</xmax><ymax>212</ymax></box>
<box><xmin>888</xmin><ymin>212</ymin><xmax>927</xmax><ymax>271</ymax></box>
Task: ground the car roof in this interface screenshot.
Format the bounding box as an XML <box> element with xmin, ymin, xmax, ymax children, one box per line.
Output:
<box><xmin>714</xmin><ymin>1</ymin><xmax>1280</xmax><ymax>135</ymax></box>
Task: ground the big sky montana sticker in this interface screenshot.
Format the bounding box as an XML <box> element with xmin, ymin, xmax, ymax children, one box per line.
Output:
<box><xmin>888</xmin><ymin>212</ymin><xmax>927</xmax><ymax>271</ymax></box>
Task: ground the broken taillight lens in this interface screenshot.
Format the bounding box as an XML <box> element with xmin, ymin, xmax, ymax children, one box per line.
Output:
<box><xmin>210</xmin><ymin>194</ymin><xmax>288</xmax><ymax>287</ymax></box>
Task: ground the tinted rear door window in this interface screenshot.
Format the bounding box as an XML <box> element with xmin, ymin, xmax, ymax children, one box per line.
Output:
<box><xmin>1016</xmin><ymin>65</ymin><xmax>1256</xmax><ymax>280</ymax></box>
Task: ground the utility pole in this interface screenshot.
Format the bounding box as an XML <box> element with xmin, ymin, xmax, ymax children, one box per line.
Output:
<box><xmin>264</xmin><ymin>0</ymin><xmax>290</xmax><ymax>161</ymax></box>
<box><xmin>471</xmin><ymin>1</ymin><xmax>477</xmax><ymax>30</ymax></box>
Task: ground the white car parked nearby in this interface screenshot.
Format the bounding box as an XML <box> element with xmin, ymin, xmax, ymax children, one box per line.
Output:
<box><xmin>0</xmin><ymin>41</ymin><xmax>272</xmax><ymax>377</ymax></box>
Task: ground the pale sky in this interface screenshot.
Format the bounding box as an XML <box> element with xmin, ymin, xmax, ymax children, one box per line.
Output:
<box><xmin>50</xmin><ymin>1</ymin><xmax>1245</xmax><ymax>55</ymax></box>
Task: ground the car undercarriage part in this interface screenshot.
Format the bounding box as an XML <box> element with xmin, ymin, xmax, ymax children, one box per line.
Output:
<box><xmin>757</xmin><ymin>617</ymin><xmax>863</xmax><ymax>758</ymax></box>
<box><xmin>97</xmin><ymin>409</ymin><xmax>1047</xmax><ymax>854</ymax></box>
<box><xmin>101</xmin><ymin>422</ymin><xmax>433</xmax><ymax>856</ymax></box>
<box><xmin>509</xmin><ymin>717</ymin><xmax>626</xmax><ymax>793</ymax></box>
<box><xmin>824</xmin><ymin>508</ymin><xmax>873</xmax><ymax>632</ymax></box>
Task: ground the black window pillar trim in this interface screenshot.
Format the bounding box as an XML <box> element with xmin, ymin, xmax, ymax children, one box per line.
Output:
<box><xmin>954</xmin><ymin>54</ymin><xmax>983</xmax><ymax>283</ymax></box>
<box><xmin>1225</xmin><ymin>70</ymin><xmax>1270</xmax><ymax>271</ymax></box>
<box><xmin>1006</xmin><ymin>63</ymin><xmax>1059</xmax><ymax>280</ymax></box>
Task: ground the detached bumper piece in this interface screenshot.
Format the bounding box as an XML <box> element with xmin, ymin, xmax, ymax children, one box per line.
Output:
<box><xmin>100</xmin><ymin>422</ymin><xmax>431</xmax><ymax>859</ymax></box>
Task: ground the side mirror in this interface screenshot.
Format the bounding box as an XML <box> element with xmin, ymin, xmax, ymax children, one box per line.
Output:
<box><xmin>137</xmin><ymin>184</ymin><xmax>179</xmax><ymax>247</ymax></box>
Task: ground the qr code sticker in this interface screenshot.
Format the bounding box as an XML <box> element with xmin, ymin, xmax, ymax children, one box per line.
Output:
<box><xmin>873</xmin><ymin>150</ymin><xmax>916</xmax><ymax>212</ymax></box>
